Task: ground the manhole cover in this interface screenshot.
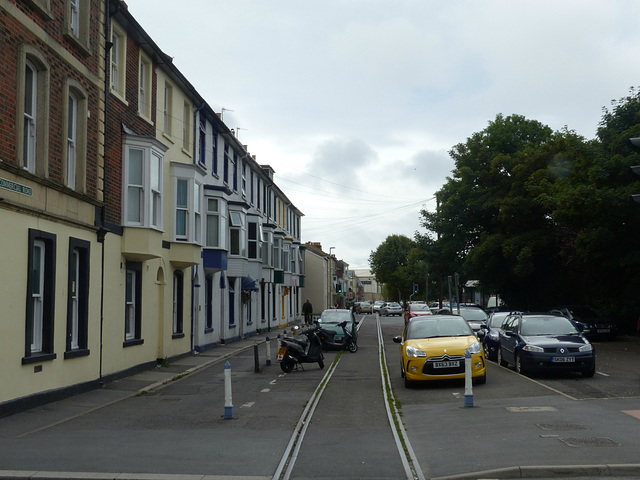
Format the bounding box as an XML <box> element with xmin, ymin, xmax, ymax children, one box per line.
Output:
<box><xmin>537</xmin><ymin>423</ymin><xmax>588</xmax><ymax>431</ymax></box>
<box><xmin>559</xmin><ymin>437</ymin><xmax>621</xmax><ymax>447</ymax></box>
<box><xmin>506</xmin><ymin>406</ymin><xmax>558</xmax><ymax>412</ymax></box>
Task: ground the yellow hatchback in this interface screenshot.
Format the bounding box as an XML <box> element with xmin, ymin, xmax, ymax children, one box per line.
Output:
<box><xmin>393</xmin><ymin>315</ymin><xmax>486</xmax><ymax>388</ymax></box>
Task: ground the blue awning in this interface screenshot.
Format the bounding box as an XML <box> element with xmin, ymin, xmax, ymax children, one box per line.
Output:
<box><xmin>242</xmin><ymin>275</ymin><xmax>259</xmax><ymax>291</ymax></box>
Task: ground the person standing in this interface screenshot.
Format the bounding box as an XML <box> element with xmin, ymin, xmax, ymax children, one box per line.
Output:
<box><xmin>302</xmin><ymin>298</ymin><xmax>313</xmax><ymax>325</ymax></box>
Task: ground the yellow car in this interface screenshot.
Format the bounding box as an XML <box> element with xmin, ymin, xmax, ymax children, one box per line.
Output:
<box><xmin>393</xmin><ymin>315</ymin><xmax>486</xmax><ymax>388</ymax></box>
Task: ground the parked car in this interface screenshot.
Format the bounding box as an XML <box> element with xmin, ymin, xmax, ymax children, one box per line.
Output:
<box><xmin>404</xmin><ymin>302</ymin><xmax>433</xmax><ymax>324</ymax></box>
<box><xmin>380</xmin><ymin>302</ymin><xmax>402</xmax><ymax>316</ymax></box>
<box><xmin>549</xmin><ymin>305</ymin><xmax>617</xmax><ymax>340</ymax></box>
<box><xmin>356</xmin><ymin>301</ymin><xmax>373</xmax><ymax>314</ymax></box>
<box><xmin>456</xmin><ymin>306</ymin><xmax>489</xmax><ymax>334</ymax></box>
<box><xmin>482</xmin><ymin>311</ymin><xmax>510</xmax><ymax>361</ymax></box>
<box><xmin>498</xmin><ymin>312</ymin><xmax>595</xmax><ymax>377</ymax></box>
<box><xmin>373</xmin><ymin>301</ymin><xmax>385</xmax><ymax>313</ymax></box>
<box><xmin>393</xmin><ymin>315</ymin><xmax>486</xmax><ymax>387</ymax></box>
<box><xmin>317</xmin><ymin>309</ymin><xmax>358</xmax><ymax>347</ymax></box>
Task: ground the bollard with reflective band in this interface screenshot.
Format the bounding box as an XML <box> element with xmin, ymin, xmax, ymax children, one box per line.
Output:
<box><xmin>464</xmin><ymin>349</ymin><xmax>473</xmax><ymax>407</ymax></box>
<box><xmin>266</xmin><ymin>337</ymin><xmax>271</xmax><ymax>366</ymax></box>
<box><xmin>224</xmin><ymin>361</ymin><xmax>233</xmax><ymax>419</ymax></box>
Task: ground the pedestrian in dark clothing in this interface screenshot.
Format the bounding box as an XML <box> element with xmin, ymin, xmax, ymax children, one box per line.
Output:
<box><xmin>302</xmin><ymin>298</ymin><xmax>313</xmax><ymax>325</ymax></box>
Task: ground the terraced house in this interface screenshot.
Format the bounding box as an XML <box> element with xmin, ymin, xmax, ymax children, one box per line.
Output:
<box><xmin>0</xmin><ymin>0</ymin><xmax>304</xmax><ymax>415</ymax></box>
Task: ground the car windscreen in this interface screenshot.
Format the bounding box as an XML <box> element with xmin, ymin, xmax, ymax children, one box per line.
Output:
<box><xmin>406</xmin><ymin>317</ymin><xmax>473</xmax><ymax>339</ymax></box>
<box><xmin>459</xmin><ymin>308</ymin><xmax>488</xmax><ymax>321</ymax></box>
<box><xmin>568</xmin><ymin>306</ymin><xmax>599</xmax><ymax>317</ymax></box>
<box><xmin>410</xmin><ymin>304</ymin><xmax>430</xmax><ymax>312</ymax></box>
<box><xmin>520</xmin><ymin>316</ymin><xmax>579</xmax><ymax>336</ymax></box>
<box><xmin>489</xmin><ymin>313</ymin><xmax>509</xmax><ymax>327</ymax></box>
<box><xmin>319</xmin><ymin>311</ymin><xmax>351</xmax><ymax>324</ymax></box>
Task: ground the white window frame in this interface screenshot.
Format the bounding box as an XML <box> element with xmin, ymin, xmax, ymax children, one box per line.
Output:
<box><xmin>229</xmin><ymin>211</ymin><xmax>245</xmax><ymax>257</ymax></box>
<box><xmin>248</xmin><ymin>219</ymin><xmax>259</xmax><ymax>259</ymax></box>
<box><xmin>175</xmin><ymin>179</ymin><xmax>188</xmax><ymax>241</ymax></box>
<box><xmin>138</xmin><ymin>52</ymin><xmax>152</xmax><ymax>120</ymax></box>
<box><xmin>70</xmin><ymin>248</ymin><xmax>80</xmax><ymax>350</ymax></box>
<box><xmin>163</xmin><ymin>81</ymin><xmax>172</xmax><ymax>135</ymax></box>
<box><xmin>69</xmin><ymin>0</ymin><xmax>79</xmax><ymax>37</ymax></box>
<box><xmin>31</xmin><ymin>239</ymin><xmax>45</xmax><ymax>353</ymax></box>
<box><xmin>183</xmin><ymin>101</ymin><xmax>192</xmax><ymax>152</ymax></box>
<box><xmin>206</xmin><ymin>198</ymin><xmax>220</xmax><ymax>247</ymax></box>
<box><xmin>122</xmin><ymin>135</ymin><xmax>167</xmax><ymax>229</ymax></box>
<box><xmin>283</xmin><ymin>244</ymin><xmax>290</xmax><ymax>272</ymax></box>
<box><xmin>173</xmin><ymin>177</ymin><xmax>203</xmax><ymax>244</ymax></box>
<box><xmin>23</xmin><ymin>59</ymin><xmax>37</xmax><ymax>173</ymax></box>
<box><xmin>66</xmin><ymin>91</ymin><xmax>77</xmax><ymax>189</ymax></box>
<box><xmin>110</xmin><ymin>23</ymin><xmax>127</xmax><ymax>100</ymax></box>
<box><xmin>125</xmin><ymin>268</ymin><xmax>136</xmax><ymax>341</ymax></box>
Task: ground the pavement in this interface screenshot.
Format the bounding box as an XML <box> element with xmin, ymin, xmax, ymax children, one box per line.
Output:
<box><xmin>0</xmin><ymin>320</ymin><xmax>639</xmax><ymax>480</ymax></box>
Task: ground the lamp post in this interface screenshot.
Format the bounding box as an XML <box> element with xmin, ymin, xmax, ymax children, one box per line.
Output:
<box><xmin>328</xmin><ymin>247</ymin><xmax>335</xmax><ymax>309</ymax></box>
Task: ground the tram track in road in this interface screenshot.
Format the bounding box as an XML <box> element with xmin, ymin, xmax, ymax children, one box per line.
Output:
<box><xmin>376</xmin><ymin>315</ymin><xmax>426</xmax><ymax>480</ymax></box>
<box><xmin>273</xmin><ymin>314</ymin><xmax>424</xmax><ymax>480</ymax></box>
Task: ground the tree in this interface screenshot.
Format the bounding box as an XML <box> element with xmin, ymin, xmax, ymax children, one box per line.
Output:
<box><xmin>369</xmin><ymin>235</ymin><xmax>423</xmax><ymax>301</ymax></box>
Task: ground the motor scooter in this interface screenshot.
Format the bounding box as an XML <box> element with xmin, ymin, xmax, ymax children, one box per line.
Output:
<box><xmin>317</xmin><ymin>320</ymin><xmax>358</xmax><ymax>353</ymax></box>
<box><xmin>278</xmin><ymin>326</ymin><xmax>325</xmax><ymax>373</ymax></box>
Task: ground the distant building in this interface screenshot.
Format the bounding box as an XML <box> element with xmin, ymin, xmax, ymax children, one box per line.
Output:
<box><xmin>353</xmin><ymin>269</ymin><xmax>383</xmax><ymax>302</ymax></box>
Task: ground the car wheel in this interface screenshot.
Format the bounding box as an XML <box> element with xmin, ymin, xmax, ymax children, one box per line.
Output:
<box><xmin>483</xmin><ymin>342</ymin><xmax>490</xmax><ymax>360</ymax></box>
<box><xmin>404</xmin><ymin>377</ymin><xmax>414</xmax><ymax>388</ymax></box>
<box><xmin>583</xmin><ymin>364</ymin><xmax>596</xmax><ymax>377</ymax></box>
<box><xmin>515</xmin><ymin>354</ymin><xmax>527</xmax><ymax>375</ymax></box>
<box><xmin>498</xmin><ymin>347</ymin><xmax>508</xmax><ymax>367</ymax></box>
<box><xmin>473</xmin><ymin>374</ymin><xmax>486</xmax><ymax>385</ymax></box>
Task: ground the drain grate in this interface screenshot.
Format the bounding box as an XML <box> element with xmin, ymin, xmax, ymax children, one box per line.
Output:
<box><xmin>537</xmin><ymin>423</ymin><xmax>587</xmax><ymax>431</ymax></box>
<box><xmin>559</xmin><ymin>437</ymin><xmax>621</xmax><ymax>447</ymax></box>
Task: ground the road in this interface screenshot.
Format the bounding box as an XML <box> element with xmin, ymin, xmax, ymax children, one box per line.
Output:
<box><xmin>0</xmin><ymin>314</ymin><xmax>638</xmax><ymax>479</ymax></box>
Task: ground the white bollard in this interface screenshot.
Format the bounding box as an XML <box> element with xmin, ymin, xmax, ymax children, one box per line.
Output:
<box><xmin>464</xmin><ymin>349</ymin><xmax>473</xmax><ymax>407</ymax></box>
<box><xmin>224</xmin><ymin>361</ymin><xmax>233</xmax><ymax>419</ymax></box>
<box><xmin>266</xmin><ymin>337</ymin><xmax>271</xmax><ymax>366</ymax></box>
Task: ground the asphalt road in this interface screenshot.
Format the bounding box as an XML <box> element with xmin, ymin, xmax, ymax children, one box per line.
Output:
<box><xmin>0</xmin><ymin>315</ymin><xmax>638</xmax><ymax>480</ymax></box>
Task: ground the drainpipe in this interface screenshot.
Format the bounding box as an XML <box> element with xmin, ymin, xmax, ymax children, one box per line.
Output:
<box><xmin>98</xmin><ymin>0</ymin><xmax>117</xmax><ymax>383</ymax></box>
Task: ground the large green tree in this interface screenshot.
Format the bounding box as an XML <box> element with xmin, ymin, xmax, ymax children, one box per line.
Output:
<box><xmin>369</xmin><ymin>235</ymin><xmax>425</xmax><ymax>302</ymax></box>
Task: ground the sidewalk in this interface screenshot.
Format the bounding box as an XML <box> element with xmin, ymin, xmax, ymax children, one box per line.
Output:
<box><xmin>0</xmin><ymin>324</ymin><xmax>300</xmax><ymax>443</ymax></box>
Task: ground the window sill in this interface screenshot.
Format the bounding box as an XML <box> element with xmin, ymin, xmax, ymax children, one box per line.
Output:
<box><xmin>64</xmin><ymin>348</ymin><xmax>90</xmax><ymax>359</ymax></box>
<box><xmin>22</xmin><ymin>352</ymin><xmax>57</xmax><ymax>365</ymax></box>
<box><xmin>172</xmin><ymin>332</ymin><xmax>185</xmax><ymax>339</ymax></box>
<box><xmin>110</xmin><ymin>89</ymin><xmax>129</xmax><ymax>107</ymax></box>
<box><xmin>204</xmin><ymin>327</ymin><xmax>214</xmax><ymax>334</ymax></box>
<box><xmin>123</xmin><ymin>338</ymin><xmax>144</xmax><ymax>348</ymax></box>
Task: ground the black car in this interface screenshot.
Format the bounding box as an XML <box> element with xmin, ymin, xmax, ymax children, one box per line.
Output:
<box><xmin>482</xmin><ymin>311</ymin><xmax>510</xmax><ymax>361</ymax></box>
<box><xmin>498</xmin><ymin>312</ymin><xmax>595</xmax><ymax>377</ymax></box>
<box><xmin>549</xmin><ymin>305</ymin><xmax>616</xmax><ymax>340</ymax></box>
<box><xmin>456</xmin><ymin>306</ymin><xmax>489</xmax><ymax>334</ymax></box>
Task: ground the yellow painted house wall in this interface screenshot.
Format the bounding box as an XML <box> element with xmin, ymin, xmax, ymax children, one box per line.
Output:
<box><xmin>0</xmin><ymin>208</ymin><xmax>102</xmax><ymax>404</ymax></box>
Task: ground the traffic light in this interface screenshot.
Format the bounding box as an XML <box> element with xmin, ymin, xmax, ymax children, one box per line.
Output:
<box><xmin>629</xmin><ymin>137</ymin><xmax>640</xmax><ymax>203</ymax></box>
<box><xmin>412</xmin><ymin>283</ymin><xmax>419</xmax><ymax>294</ymax></box>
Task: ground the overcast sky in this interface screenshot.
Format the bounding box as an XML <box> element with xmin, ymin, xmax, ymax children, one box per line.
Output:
<box><xmin>127</xmin><ymin>0</ymin><xmax>640</xmax><ymax>269</ymax></box>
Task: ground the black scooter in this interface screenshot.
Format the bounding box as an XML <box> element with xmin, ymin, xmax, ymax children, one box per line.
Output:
<box><xmin>278</xmin><ymin>326</ymin><xmax>325</xmax><ymax>372</ymax></box>
<box><xmin>317</xmin><ymin>320</ymin><xmax>358</xmax><ymax>353</ymax></box>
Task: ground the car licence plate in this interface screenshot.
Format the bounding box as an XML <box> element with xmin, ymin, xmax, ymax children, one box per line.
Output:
<box><xmin>433</xmin><ymin>361</ymin><xmax>460</xmax><ymax>368</ymax></box>
<box><xmin>552</xmin><ymin>356</ymin><xmax>575</xmax><ymax>363</ymax></box>
<box><xmin>597</xmin><ymin>328</ymin><xmax>610</xmax><ymax>333</ymax></box>
<box><xmin>277</xmin><ymin>347</ymin><xmax>286</xmax><ymax>360</ymax></box>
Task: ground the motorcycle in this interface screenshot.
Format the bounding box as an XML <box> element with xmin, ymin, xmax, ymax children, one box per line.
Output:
<box><xmin>278</xmin><ymin>326</ymin><xmax>325</xmax><ymax>373</ymax></box>
<box><xmin>317</xmin><ymin>320</ymin><xmax>358</xmax><ymax>353</ymax></box>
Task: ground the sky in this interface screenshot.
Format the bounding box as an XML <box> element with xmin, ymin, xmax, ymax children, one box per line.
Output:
<box><xmin>127</xmin><ymin>0</ymin><xmax>640</xmax><ymax>269</ymax></box>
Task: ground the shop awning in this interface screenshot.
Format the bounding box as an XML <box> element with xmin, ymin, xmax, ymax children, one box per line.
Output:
<box><xmin>241</xmin><ymin>275</ymin><xmax>259</xmax><ymax>291</ymax></box>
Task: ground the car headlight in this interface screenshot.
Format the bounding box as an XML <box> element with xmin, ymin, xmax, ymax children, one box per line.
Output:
<box><xmin>466</xmin><ymin>341</ymin><xmax>482</xmax><ymax>355</ymax></box>
<box><xmin>579</xmin><ymin>344</ymin><xmax>593</xmax><ymax>352</ymax></box>
<box><xmin>522</xmin><ymin>345</ymin><xmax>544</xmax><ymax>352</ymax></box>
<box><xmin>405</xmin><ymin>345</ymin><xmax>427</xmax><ymax>357</ymax></box>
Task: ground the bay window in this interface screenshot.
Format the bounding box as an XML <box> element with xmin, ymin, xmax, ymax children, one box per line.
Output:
<box><xmin>122</xmin><ymin>135</ymin><xmax>167</xmax><ymax>229</ymax></box>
